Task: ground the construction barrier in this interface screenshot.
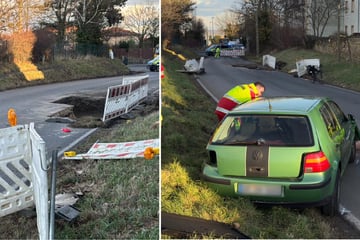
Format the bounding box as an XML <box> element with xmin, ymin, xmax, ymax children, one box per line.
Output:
<box><xmin>263</xmin><ymin>55</ymin><xmax>276</xmax><ymax>69</ymax></box>
<box><xmin>102</xmin><ymin>75</ymin><xmax>149</xmax><ymax>122</ymax></box>
<box><xmin>220</xmin><ymin>49</ymin><xmax>245</xmax><ymax>57</ymax></box>
<box><xmin>63</xmin><ymin>138</ymin><xmax>159</xmax><ymax>160</ymax></box>
<box><xmin>296</xmin><ymin>59</ymin><xmax>320</xmax><ymax>77</ymax></box>
<box><xmin>0</xmin><ymin>124</ymin><xmax>48</xmax><ymax>240</ymax></box>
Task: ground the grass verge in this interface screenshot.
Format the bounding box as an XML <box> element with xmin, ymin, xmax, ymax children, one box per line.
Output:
<box><xmin>0</xmin><ymin>108</ymin><xmax>159</xmax><ymax>238</ymax></box>
<box><xmin>161</xmin><ymin>47</ymin><xmax>357</xmax><ymax>238</ymax></box>
<box><xmin>251</xmin><ymin>47</ymin><xmax>360</xmax><ymax>92</ymax></box>
<box><xmin>0</xmin><ymin>56</ymin><xmax>130</xmax><ymax>91</ymax></box>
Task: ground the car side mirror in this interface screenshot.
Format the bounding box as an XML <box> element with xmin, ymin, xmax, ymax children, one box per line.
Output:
<box><xmin>348</xmin><ymin>114</ymin><xmax>355</xmax><ymax>121</ymax></box>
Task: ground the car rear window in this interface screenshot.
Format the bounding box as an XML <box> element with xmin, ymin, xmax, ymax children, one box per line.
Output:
<box><xmin>211</xmin><ymin>115</ymin><xmax>313</xmax><ymax>146</ymax></box>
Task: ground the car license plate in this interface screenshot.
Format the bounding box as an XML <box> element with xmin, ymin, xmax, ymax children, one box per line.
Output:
<box><xmin>236</xmin><ymin>183</ymin><xmax>283</xmax><ymax>197</ymax></box>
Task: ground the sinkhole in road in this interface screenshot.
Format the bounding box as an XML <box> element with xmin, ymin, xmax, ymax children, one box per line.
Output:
<box><xmin>51</xmin><ymin>91</ymin><xmax>159</xmax><ymax>128</ymax></box>
<box><xmin>52</xmin><ymin>95</ymin><xmax>106</xmax><ymax>128</ymax></box>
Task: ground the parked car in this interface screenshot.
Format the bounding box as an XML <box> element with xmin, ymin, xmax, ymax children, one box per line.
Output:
<box><xmin>230</xmin><ymin>44</ymin><xmax>245</xmax><ymax>50</ymax></box>
<box><xmin>202</xmin><ymin>96</ymin><xmax>360</xmax><ymax>216</ymax></box>
<box><xmin>147</xmin><ymin>55</ymin><xmax>159</xmax><ymax>72</ymax></box>
<box><xmin>205</xmin><ymin>44</ymin><xmax>229</xmax><ymax>56</ymax></box>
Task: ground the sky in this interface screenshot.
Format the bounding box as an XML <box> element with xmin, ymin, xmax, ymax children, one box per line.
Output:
<box><xmin>194</xmin><ymin>0</ymin><xmax>239</xmax><ymax>34</ymax></box>
<box><xmin>126</xmin><ymin>0</ymin><xmax>159</xmax><ymax>6</ymax></box>
<box><xmin>124</xmin><ymin>0</ymin><xmax>239</xmax><ymax>35</ymax></box>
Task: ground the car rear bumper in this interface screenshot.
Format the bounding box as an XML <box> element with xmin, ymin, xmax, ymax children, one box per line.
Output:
<box><xmin>202</xmin><ymin>165</ymin><xmax>334</xmax><ymax>207</ymax></box>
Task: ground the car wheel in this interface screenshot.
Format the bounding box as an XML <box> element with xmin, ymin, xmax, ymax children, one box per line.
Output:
<box><xmin>321</xmin><ymin>170</ymin><xmax>340</xmax><ymax>216</ymax></box>
<box><xmin>349</xmin><ymin>140</ymin><xmax>356</xmax><ymax>163</ymax></box>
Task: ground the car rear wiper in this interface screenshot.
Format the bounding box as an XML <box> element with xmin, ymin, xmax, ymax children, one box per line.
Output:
<box><xmin>225</xmin><ymin>140</ymin><xmax>259</xmax><ymax>145</ymax></box>
<box><xmin>226</xmin><ymin>138</ymin><xmax>268</xmax><ymax>146</ymax></box>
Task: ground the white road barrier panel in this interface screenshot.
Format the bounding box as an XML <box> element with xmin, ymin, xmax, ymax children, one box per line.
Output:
<box><xmin>0</xmin><ymin>124</ymin><xmax>48</xmax><ymax>240</ymax></box>
<box><xmin>29</xmin><ymin>123</ymin><xmax>49</xmax><ymax>240</ymax></box>
<box><xmin>296</xmin><ymin>58</ymin><xmax>320</xmax><ymax>77</ymax></box>
<box><xmin>63</xmin><ymin>138</ymin><xmax>159</xmax><ymax>160</ymax></box>
<box><xmin>220</xmin><ymin>49</ymin><xmax>245</xmax><ymax>57</ymax></box>
<box><xmin>263</xmin><ymin>55</ymin><xmax>276</xmax><ymax>69</ymax></box>
<box><xmin>102</xmin><ymin>75</ymin><xmax>149</xmax><ymax>122</ymax></box>
<box><xmin>0</xmin><ymin>125</ymin><xmax>33</xmax><ymax>217</ymax></box>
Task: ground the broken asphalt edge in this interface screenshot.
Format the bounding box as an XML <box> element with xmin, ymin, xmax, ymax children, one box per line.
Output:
<box><xmin>57</xmin><ymin>127</ymin><xmax>98</xmax><ymax>159</ymax></box>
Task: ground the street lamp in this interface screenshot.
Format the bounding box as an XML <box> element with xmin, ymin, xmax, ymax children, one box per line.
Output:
<box><xmin>211</xmin><ymin>17</ymin><xmax>214</xmax><ymax>37</ymax></box>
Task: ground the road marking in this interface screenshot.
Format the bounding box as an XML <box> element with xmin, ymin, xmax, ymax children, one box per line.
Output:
<box><xmin>341</xmin><ymin>204</ymin><xmax>360</xmax><ymax>231</ymax></box>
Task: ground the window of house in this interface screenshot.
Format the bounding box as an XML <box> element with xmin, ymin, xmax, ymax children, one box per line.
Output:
<box><xmin>351</xmin><ymin>25</ymin><xmax>354</xmax><ymax>34</ymax></box>
<box><xmin>345</xmin><ymin>25</ymin><xmax>348</xmax><ymax>35</ymax></box>
<box><xmin>345</xmin><ymin>1</ymin><xmax>349</xmax><ymax>13</ymax></box>
<box><xmin>351</xmin><ymin>0</ymin><xmax>355</xmax><ymax>12</ymax></box>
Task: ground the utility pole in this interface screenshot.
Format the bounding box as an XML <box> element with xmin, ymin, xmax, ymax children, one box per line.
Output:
<box><xmin>255</xmin><ymin>1</ymin><xmax>261</xmax><ymax>57</ymax></box>
<box><xmin>337</xmin><ymin>0</ymin><xmax>341</xmax><ymax>62</ymax></box>
<box><xmin>212</xmin><ymin>17</ymin><xmax>214</xmax><ymax>38</ymax></box>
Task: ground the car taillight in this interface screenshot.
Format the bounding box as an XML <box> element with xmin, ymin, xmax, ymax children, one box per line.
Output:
<box><xmin>207</xmin><ymin>150</ymin><xmax>217</xmax><ymax>166</ymax></box>
<box><xmin>304</xmin><ymin>151</ymin><xmax>331</xmax><ymax>173</ymax></box>
<box><xmin>161</xmin><ymin>65</ymin><xmax>164</xmax><ymax>79</ymax></box>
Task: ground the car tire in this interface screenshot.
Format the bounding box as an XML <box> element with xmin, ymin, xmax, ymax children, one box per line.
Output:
<box><xmin>321</xmin><ymin>170</ymin><xmax>340</xmax><ymax>217</ymax></box>
<box><xmin>349</xmin><ymin>140</ymin><xmax>356</xmax><ymax>163</ymax></box>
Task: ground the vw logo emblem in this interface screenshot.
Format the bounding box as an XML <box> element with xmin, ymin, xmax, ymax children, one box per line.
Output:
<box><xmin>252</xmin><ymin>150</ymin><xmax>263</xmax><ymax>161</ymax></box>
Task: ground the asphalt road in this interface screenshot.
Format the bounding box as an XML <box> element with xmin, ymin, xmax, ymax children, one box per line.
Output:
<box><xmin>0</xmin><ymin>64</ymin><xmax>159</xmax><ymax>158</ymax></box>
<box><xmin>196</xmin><ymin>56</ymin><xmax>360</xmax><ymax>228</ymax></box>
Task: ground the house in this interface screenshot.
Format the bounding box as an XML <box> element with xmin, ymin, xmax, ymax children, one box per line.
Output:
<box><xmin>344</xmin><ymin>0</ymin><xmax>360</xmax><ymax>35</ymax></box>
<box><xmin>102</xmin><ymin>27</ymin><xmax>139</xmax><ymax>46</ymax></box>
<box><xmin>304</xmin><ymin>0</ymin><xmax>360</xmax><ymax>37</ymax></box>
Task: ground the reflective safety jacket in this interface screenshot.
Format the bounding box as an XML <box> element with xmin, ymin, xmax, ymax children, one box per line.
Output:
<box><xmin>215</xmin><ymin>83</ymin><xmax>259</xmax><ymax>121</ymax></box>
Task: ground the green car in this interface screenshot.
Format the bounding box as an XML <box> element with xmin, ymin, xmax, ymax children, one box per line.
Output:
<box><xmin>202</xmin><ymin>96</ymin><xmax>360</xmax><ymax>216</ymax></box>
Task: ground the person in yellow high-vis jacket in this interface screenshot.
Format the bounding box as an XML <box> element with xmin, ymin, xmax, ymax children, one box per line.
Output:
<box><xmin>215</xmin><ymin>82</ymin><xmax>265</xmax><ymax>121</ymax></box>
<box><xmin>215</xmin><ymin>47</ymin><xmax>220</xmax><ymax>58</ymax></box>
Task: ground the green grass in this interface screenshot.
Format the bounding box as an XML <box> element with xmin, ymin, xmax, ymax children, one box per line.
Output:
<box><xmin>161</xmin><ymin>47</ymin><xmax>349</xmax><ymax>239</ymax></box>
<box><xmin>251</xmin><ymin>47</ymin><xmax>360</xmax><ymax>91</ymax></box>
<box><xmin>55</xmin><ymin>111</ymin><xmax>160</xmax><ymax>239</ymax></box>
<box><xmin>0</xmin><ymin>111</ymin><xmax>159</xmax><ymax>239</ymax></box>
<box><xmin>0</xmin><ymin>56</ymin><xmax>130</xmax><ymax>91</ymax></box>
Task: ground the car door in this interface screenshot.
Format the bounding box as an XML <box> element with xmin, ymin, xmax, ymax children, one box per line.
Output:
<box><xmin>319</xmin><ymin>103</ymin><xmax>342</xmax><ymax>168</ymax></box>
<box><xmin>326</xmin><ymin>101</ymin><xmax>354</xmax><ymax>165</ymax></box>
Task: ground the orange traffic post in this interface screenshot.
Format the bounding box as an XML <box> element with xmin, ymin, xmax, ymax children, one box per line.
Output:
<box><xmin>7</xmin><ymin>108</ymin><xmax>17</xmax><ymax>127</ymax></box>
<box><xmin>144</xmin><ymin>147</ymin><xmax>160</xmax><ymax>160</ymax></box>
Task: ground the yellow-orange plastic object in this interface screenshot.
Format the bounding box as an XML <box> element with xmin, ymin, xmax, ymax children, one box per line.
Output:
<box><xmin>144</xmin><ymin>147</ymin><xmax>160</xmax><ymax>160</ymax></box>
<box><xmin>7</xmin><ymin>108</ymin><xmax>17</xmax><ymax>126</ymax></box>
<box><xmin>64</xmin><ymin>151</ymin><xmax>77</xmax><ymax>157</ymax></box>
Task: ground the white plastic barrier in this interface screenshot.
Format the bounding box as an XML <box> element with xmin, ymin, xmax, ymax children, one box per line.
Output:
<box><xmin>64</xmin><ymin>138</ymin><xmax>159</xmax><ymax>160</ymax></box>
<box><xmin>184</xmin><ymin>59</ymin><xmax>199</xmax><ymax>72</ymax></box>
<box><xmin>102</xmin><ymin>75</ymin><xmax>149</xmax><ymax>122</ymax></box>
<box><xmin>0</xmin><ymin>125</ymin><xmax>33</xmax><ymax>217</ymax></box>
<box><xmin>220</xmin><ymin>49</ymin><xmax>245</xmax><ymax>57</ymax></box>
<box><xmin>0</xmin><ymin>124</ymin><xmax>48</xmax><ymax>240</ymax></box>
<box><xmin>263</xmin><ymin>55</ymin><xmax>276</xmax><ymax>69</ymax></box>
<box><xmin>296</xmin><ymin>59</ymin><xmax>320</xmax><ymax>77</ymax></box>
<box><xmin>29</xmin><ymin>123</ymin><xmax>49</xmax><ymax>240</ymax></box>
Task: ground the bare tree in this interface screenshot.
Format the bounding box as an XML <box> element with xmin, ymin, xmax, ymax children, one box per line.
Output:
<box><xmin>0</xmin><ymin>1</ymin><xmax>16</xmax><ymax>33</ymax></box>
<box><xmin>161</xmin><ymin>0</ymin><xmax>195</xmax><ymax>42</ymax></box>
<box><xmin>123</xmin><ymin>2</ymin><xmax>159</xmax><ymax>49</ymax></box>
<box><xmin>0</xmin><ymin>0</ymin><xmax>47</xmax><ymax>33</ymax></box>
<box><xmin>47</xmin><ymin>0</ymin><xmax>77</xmax><ymax>44</ymax></box>
<box><xmin>306</xmin><ymin>0</ymin><xmax>338</xmax><ymax>38</ymax></box>
<box><xmin>215</xmin><ymin>10</ymin><xmax>241</xmax><ymax>40</ymax></box>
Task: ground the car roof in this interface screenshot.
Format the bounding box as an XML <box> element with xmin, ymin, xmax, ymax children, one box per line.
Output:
<box><xmin>230</xmin><ymin>96</ymin><xmax>326</xmax><ymax>114</ymax></box>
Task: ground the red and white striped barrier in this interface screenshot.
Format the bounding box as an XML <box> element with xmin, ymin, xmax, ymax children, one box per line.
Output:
<box><xmin>63</xmin><ymin>138</ymin><xmax>159</xmax><ymax>160</ymax></box>
<box><xmin>102</xmin><ymin>75</ymin><xmax>149</xmax><ymax>122</ymax></box>
<box><xmin>220</xmin><ymin>49</ymin><xmax>245</xmax><ymax>57</ymax></box>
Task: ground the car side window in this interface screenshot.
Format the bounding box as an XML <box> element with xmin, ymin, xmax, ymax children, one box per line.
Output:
<box><xmin>327</xmin><ymin>101</ymin><xmax>347</xmax><ymax>125</ymax></box>
<box><xmin>320</xmin><ymin>105</ymin><xmax>339</xmax><ymax>137</ymax></box>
